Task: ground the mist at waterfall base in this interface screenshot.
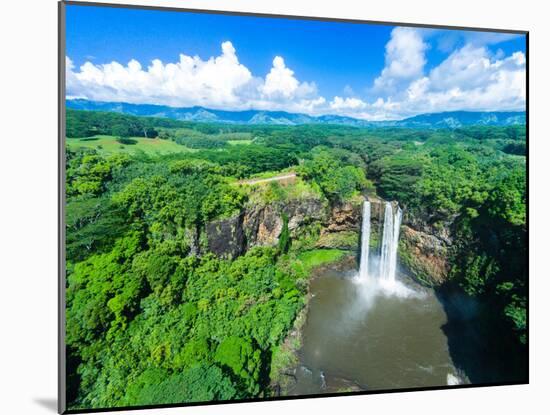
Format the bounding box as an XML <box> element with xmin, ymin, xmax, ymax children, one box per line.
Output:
<box><xmin>287</xmin><ymin>200</ymin><xmax>465</xmax><ymax>396</ymax></box>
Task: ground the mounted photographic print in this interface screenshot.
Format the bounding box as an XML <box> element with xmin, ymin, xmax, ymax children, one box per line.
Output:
<box><xmin>59</xmin><ymin>1</ymin><xmax>528</xmax><ymax>413</ymax></box>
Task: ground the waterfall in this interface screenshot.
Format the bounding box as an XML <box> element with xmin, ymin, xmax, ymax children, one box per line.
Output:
<box><xmin>358</xmin><ymin>201</ymin><xmax>371</xmax><ymax>282</ymax></box>
<box><xmin>378</xmin><ymin>202</ymin><xmax>402</xmax><ymax>284</ymax></box>
<box><xmin>388</xmin><ymin>206</ymin><xmax>402</xmax><ymax>283</ymax></box>
<box><xmin>358</xmin><ymin>199</ymin><xmax>403</xmax><ymax>287</ymax></box>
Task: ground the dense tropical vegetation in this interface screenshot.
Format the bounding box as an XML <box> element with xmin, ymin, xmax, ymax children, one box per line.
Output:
<box><xmin>65</xmin><ymin>109</ymin><xmax>527</xmax><ymax>408</ymax></box>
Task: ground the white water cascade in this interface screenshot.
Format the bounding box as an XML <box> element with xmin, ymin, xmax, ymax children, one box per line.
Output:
<box><xmin>378</xmin><ymin>202</ymin><xmax>403</xmax><ymax>284</ymax></box>
<box><xmin>358</xmin><ymin>201</ymin><xmax>371</xmax><ymax>282</ymax></box>
<box><xmin>356</xmin><ymin>199</ymin><xmax>417</xmax><ymax>300</ymax></box>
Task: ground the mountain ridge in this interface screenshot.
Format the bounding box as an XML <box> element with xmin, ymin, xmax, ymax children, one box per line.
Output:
<box><xmin>66</xmin><ymin>99</ymin><xmax>526</xmax><ymax>128</ymax></box>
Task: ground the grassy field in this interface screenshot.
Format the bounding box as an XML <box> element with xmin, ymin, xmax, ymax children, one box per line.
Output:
<box><xmin>227</xmin><ymin>139</ymin><xmax>253</xmax><ymax>145</ymax></box>
<box><xmin>66</xmin><ymin>135</ymin><xmax>192</xmax><ymax>156</ymax></box>
<box><xmin>295</xmin><ymin>249</ymin><xmax>346</xmax><ymax>274</ymax></box>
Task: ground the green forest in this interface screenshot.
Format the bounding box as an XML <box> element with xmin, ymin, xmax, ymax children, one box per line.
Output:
<box><xmin>65</xmin><ymin>109</ymin><xmax>527</xmax><ymax>409</ymax></box>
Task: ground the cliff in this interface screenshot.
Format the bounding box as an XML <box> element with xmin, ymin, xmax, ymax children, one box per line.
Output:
<box><xmin>315</xmin><ymin>201</ymin><xmax>362</xmax><ymax>250</ymax></box>
<box><xmin>204</xmin><ymin>213</ymin><xmax>246</xmax><ymax>259</ymax></box>
<box><xmin>399</xmin><ymin>209</ymin><xmax>453</xmax><ymax>286</ymax></box>
<box><xmin>398</xmin><ymin>225</ymin><xmax>450</xmax><ymax>285</ymax></box>
<box><xmin>365</xmin><ymin>195</ymin><xmax>452</xmax><ymax>286</ymax></box>
<box><xmin>243</xmin><ymin>198</ymin><xmax>328</xmax><ymax>248</ymax></box>
<box><xmin>203</xmin><ymin>195</ymin><xmax>363</xmax><ymax>258</ymax></box>
<box><xmin>202</xmin><ymin>184</ymin><xmax>453</xmax><ymax>287</ymax></box>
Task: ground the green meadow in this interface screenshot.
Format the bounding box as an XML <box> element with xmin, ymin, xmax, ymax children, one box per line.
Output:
<box><xmin>66</xmin><ymin>135</ymin><xmax>193</xmax><ymax>156</ymax></box>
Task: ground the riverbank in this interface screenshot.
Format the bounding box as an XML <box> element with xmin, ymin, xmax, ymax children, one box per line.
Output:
<box><xmin>274</xmin><ymin>256</ymin><xmax>467</xmax><ymax>396</ymax></box>
<box><xmin>269</xmin><ymin>251</ymin><xmax>357</xmax><ymax>395</ymax></box>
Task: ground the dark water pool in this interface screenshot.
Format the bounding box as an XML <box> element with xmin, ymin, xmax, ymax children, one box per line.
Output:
<box><xmin>287</xmin><ymin>266</ymin><xmax>465</xmax><ymax>395</ymax></box>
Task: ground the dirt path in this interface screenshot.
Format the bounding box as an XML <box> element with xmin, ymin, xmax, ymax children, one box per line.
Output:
<box><xmin>239</xmin><ymin>172</ymin><xmax>296</xmax><ymax>185</ymax></box>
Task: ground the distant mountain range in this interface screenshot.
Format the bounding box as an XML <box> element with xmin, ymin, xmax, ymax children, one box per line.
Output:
<box><xmin>66</xmin><ymin>99</ymin><xmax>526</xmax><ymax>128</ymax></box>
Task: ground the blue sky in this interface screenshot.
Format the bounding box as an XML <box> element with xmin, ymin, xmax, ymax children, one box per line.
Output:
<box><xmin>65</xmin><ymin>4</ymin><xmax>527</xmax><ymax>120</ymax></box>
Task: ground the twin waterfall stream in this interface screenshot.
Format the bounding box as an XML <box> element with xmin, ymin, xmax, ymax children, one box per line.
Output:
<box><xmin>358</xmin><ymin>200</ymin><xmax>403</xmax><ymax>288</ymax></box>
<box><xmin>289</xmin><ymin>198</ymin><xmax>462</xmax><ymax>396</ymax></box>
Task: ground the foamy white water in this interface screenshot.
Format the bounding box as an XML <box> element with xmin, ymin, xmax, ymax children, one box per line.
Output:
<box><xmin>379</xmin><ymin>202</ymin><xmax>402</xmax><ymax>284</ymax></box>
<box><xmin>388</xmin><ymin>205</ymin><xmax>402</xmax><ymax>283</ymax></box>
<box><xmin>447</xmin><ymin>373</ymin><xmax>461</xmax><ymax>385</ymax></box>
<box><xmin>358</xmin><ymin>201</ymin><xmax>371</xmax><ymax>283</ymax></box>
<box><xmin>379</xmin><ymin>202</ymin><xmax>393</xmax><ymax>282</ymax></box>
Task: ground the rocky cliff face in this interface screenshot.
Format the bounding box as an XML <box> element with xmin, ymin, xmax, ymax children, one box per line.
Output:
<box><xmin>204</xmin><ymin>197</ymin><xmax>332</xmax><ymax>258</ymax></box>
<box><xmin>244</xmin><ymin>198</ymin><xmax>328</xmax><ymax>248</ymax></box>
<box><xmin>403</xmin><ymin>210</ymin><xmax>455</xmax><ymax>246</ymax></box>
<box><xmin>316</xmin><ymin>201</ymin><xmax>362</xmax><ymax>250</ymax></box>
<box><xmin>399</xmin><ymin>225</ymin><xmax>450</xmax><ymax>285</ymax></box>
<box><xmin>399</xmin><ymin>210</ymin><xmax>453</xmax><ymax>286</ymax></box>
<box><xmin>205</xmin><ymin>213</ymin><xmax>246</xmax><ymax>259</ymax></box>
<box><xmin>324</xmin><ymin>202</ymin><xmax>361</xmax><ymax>233</ymax></box>
<box><xmin>202</xmin><ymin>191</ymin><xmax>453</xmax><ymax>286</ymax></box>
<box><xmin>203</xmin><ymin>195</ymin><xmax>368</xmax><ymax>258</ymax></box>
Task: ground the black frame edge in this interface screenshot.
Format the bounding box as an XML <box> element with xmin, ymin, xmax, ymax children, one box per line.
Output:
<box><xmin>62</xmin><ymin>381</ymin><xmax>528</xmax><ymax>414</ymax></box>
<box><xmin>58</xmin><ymin>1</ymin><xmax>67</xmax><ymax>414</ymax></box>
<box><xmin>525</xmin><ymin>30</ymin><xmax>530</xmax><ymax>384</ymax></box>
<box><xmin>62</xmin><ymin>0</ymin><xmax>528</xmax><ymax>34</ymax></box>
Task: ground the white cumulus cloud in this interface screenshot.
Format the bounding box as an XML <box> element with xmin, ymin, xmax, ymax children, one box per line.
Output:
<box><xmin>330</xmin><ymin>96</ymin><xmax>367</xmax><ymax>111</ymax></box>
<box><xmin>66</xmin><ymin>34</ymin><xmax>526</xmax><ymax>121</ymax></box>
<box><xmin>67</xmin><ymin>41</ymin><xmax>253</xmax><ymax>108</ymax></box>
<box><xmin>363</xmin><ymin>31</ymin><xmax>526</xmax><ymax>119</ymax></box>
<box><xmin>259</xmin><ymin>56</ymin><xmax>316</xmax><ymax>100</ymax></box>
<box><xmin>399</xmin><ymin>46</ymin><xmax>526</xmax><ymax>116</ymax></box>
<box><xmin>67</xmin><ymin>42</ymin><xmax>325</xmax><ymax>115</ymax></box>
<box><xmin>374</xmin><ymin>27</ymin><xmax>428</xmax><ymax>92</ymax></box>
